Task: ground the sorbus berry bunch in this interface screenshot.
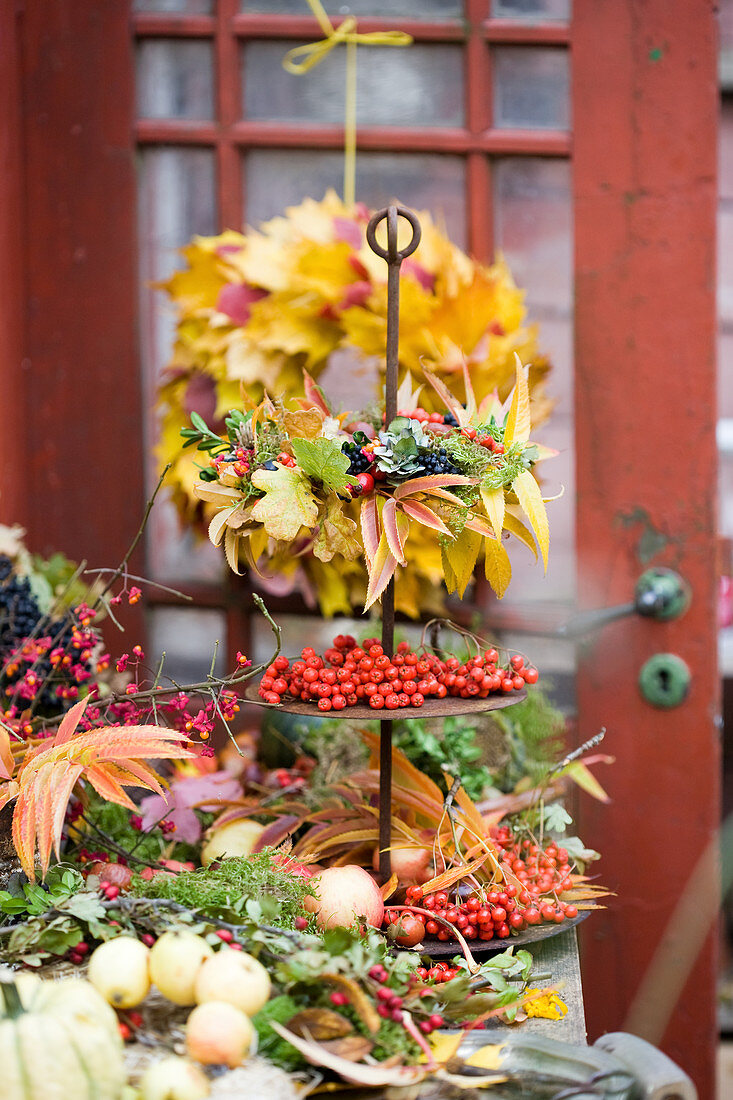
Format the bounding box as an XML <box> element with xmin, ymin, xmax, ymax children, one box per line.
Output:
<box><xmin>390</xmin><ymin>839</ymin><xmax>578</xmax><ymax>945</ymax></box>
<box><xmin>258</xmin><ymin>636</ymin><xmax>538</xmax><ymax>711</ymax></box>
<box><xmin>366</xmin><ymin>961</ymin><xmax>444</xmax><ymax>1033</ymax></box>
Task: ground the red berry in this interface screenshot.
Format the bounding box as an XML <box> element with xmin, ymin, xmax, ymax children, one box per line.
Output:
<box><xmin>295</xmin><ymin>916</ymin><xmax>308</xmax><ymax>930</ymax></box>
<box><xmin>318</xmin><ymin>698</ymin><xmax>332</xmax><ymax>711</ymax></box>
<box><xmin>369</xmin><ymin>694</ymin><xmax>385</xmax><ymax>709</ymax></box>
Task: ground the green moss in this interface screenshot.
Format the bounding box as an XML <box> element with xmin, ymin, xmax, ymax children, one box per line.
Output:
<box><xmin>129</xmin><ymin>850</ymin><xmax>312</xmax><ymax>928</ymax></box>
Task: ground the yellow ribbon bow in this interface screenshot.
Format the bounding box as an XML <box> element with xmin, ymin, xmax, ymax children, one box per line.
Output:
<box><xmin>281</xmin><ymin>0</ymin><xmax>413</xmax><ymax>206</ymax></box>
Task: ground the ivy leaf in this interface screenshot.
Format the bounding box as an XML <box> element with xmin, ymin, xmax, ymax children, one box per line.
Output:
<box><xmin>251</xmin><ymin>464</ymin><xmax>320</xmax><ymax>541</ymax></box>
<box><xmin>542</xmin><ymin>803</ymin><xmax>572</xmax><ymax>834</ymax></box>
<box><xmin>290</xmin><ymin>438</ymin><xmax>358</xmax><ymax>495</ymax></box>
<box><xmin>313</xmin><ymin>497</ymin><xmax>361</xmax><ymax>563</ymax></box>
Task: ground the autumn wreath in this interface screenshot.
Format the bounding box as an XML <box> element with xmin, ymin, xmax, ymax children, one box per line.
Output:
<box><xmin>158</xmin><ymin>192</ymin><xmax>555</xmax><ymax>615</ymax></box>
<box><xmin>181</xmin><ymin>361</ymin><xmax>554</xmax><ymax>614</ymax></box>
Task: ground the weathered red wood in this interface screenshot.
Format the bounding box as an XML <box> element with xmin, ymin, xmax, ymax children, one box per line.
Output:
<box><xmin>484</xmin><ymin>20</ymin><xmax>570</xmax><ymax>44</ymax></box>
<box><xmin>216</xmin><ymin>0</ymin><xmax>243</xmax><ymax>230</ymax></box>
<box><xmin>19</xmin><ymin>1</ymin><xmax>144</xmax><ymax>581</ymax></box>
<box><xmin>0</xmin><ymin>2</ymin><xmax>28</xmax><ymax>530</ymax></box>
<box><xmin>230</xmin><ymin>15</ymin><xmax>466</xmax><ymax>42</ymax></box>
<box><xmin>135</xmin><ymin>119</ymin><xmax>571</xmax><ymax>157</ymax></box>
<box><xmin>466</xmin><ymin>0</ymin><xmax>492</xmax><ymax>261</ymax></box>
<box><xmin>573</xmin><ymin>3</ymin><xmax>719</xmax><ymax>1094</ymax></box>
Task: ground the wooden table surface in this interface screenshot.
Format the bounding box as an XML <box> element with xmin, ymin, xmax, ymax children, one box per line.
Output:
<box><xmin>327</xmin><ymin>926</ymin><xmax>586</xmax><ymax>1098</ymax></box>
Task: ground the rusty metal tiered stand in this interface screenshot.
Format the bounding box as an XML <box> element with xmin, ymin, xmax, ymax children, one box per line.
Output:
<box><xmin>249</xmin><ymin>203</ymin><xmax>526</xmax><ymax>882</ymax></box>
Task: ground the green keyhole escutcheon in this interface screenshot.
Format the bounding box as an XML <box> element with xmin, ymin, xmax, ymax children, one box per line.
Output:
<box><xmin>638</xmin><ymin>653</ymin><xmax>691</xmax><ymax>708</ymax></box>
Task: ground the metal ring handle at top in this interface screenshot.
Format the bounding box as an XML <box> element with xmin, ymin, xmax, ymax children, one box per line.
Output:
<box><xmin>366</xmin><ymin>203</ymin><xmax>422</xmax><ymax>264</ymax></box>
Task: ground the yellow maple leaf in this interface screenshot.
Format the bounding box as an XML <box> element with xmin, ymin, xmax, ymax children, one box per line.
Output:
<box><xmin>250</xmin><ymin>464</ymin><xmax>319</xmax><ymax>541</ymax></box>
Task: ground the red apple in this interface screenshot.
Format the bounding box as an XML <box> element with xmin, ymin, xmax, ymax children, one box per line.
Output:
<box><xmin>304</xmin><ymin>866</ymin><xmax>384</xmax><ymax>930</ymax></box>
<box><xmin>371</xmin><ymin>846</ymin><xmax>432</xmax><ymax>886</ymax></box>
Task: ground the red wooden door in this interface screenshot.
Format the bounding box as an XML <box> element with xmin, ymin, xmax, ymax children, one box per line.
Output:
<box><xmin>0</xmin><ymin>1</ymin><xmax>721</xmax><ymax>1094</ymax></box>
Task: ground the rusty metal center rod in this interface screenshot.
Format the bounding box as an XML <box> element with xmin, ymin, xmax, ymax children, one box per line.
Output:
<box><xmin>366</xmin><ymin>203</ymin><xmax>421</xmax><ymax>882</ymax></box>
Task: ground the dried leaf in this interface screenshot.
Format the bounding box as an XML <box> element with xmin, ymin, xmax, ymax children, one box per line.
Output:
<box><xmin>380</xmin><ymin>872</ymin><xmax>399</xmax><ymax>901</ymax></box>
<box><xmin>320</xmin><ymin>1036</ymin><xmax>374</xmax><ymax>1061</ymax></box>
<box><xmin>287</xmin><ymin>1008</ymin><xmax>353</xmax><ymax>1041</ymax></box>
<box><xmin>251</xmin><ymin>464</ymin><xmax>319</xmax><ymax>541</ymax></box>
<box><xmin>313</xmin><ymin>497</ymin><xmax>361</xmax><ymax>563</ymax></box>
<box><xmin>269</xmin><ymin>1024</ymin><xmax>428</xmax><ymax>1086</ymax></box>
<box><xmin>561</xmin><ymin>760</ymin><xmax>610</xmax><ymax>803</ymax></box>
<box><xmin>224</xmin><ymin>527</ymin><xmax>241</xmax><ymax>574</ymax></box>
<box><xmin>280</xmin><ymin>406</ymin><xmax>324</xmax><ymax>440</ymax></box>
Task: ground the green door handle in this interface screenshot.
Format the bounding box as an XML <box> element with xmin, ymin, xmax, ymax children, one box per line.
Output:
<box><xmin>638</xmin><ymin>653</ymin><xmax>691</xmax><ymax>708</ymax></box>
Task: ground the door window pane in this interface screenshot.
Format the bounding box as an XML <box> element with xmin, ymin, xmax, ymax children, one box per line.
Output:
<box><xmin>493</xmin><ymin>47</ymin><xmax>570</xmax><ymax>130</ymax></box>
<box><xmin>137</xmin><ymin>41</ymin><xmax>214</xmax><ymax>120</ymax></box>
<box><xmin>492</xmin><ymin>0</ymin><xmax>570</xmax><ymax>20</ymax></box>
<box><xmin>241</xmin><ymin>1</ymin><xmax>462</xmax><ymax>16</ymax></box>
<box><xmin>150</xmin><ymin>608</ymin><xmax>227</xmax><ymax>684</ymax></box>
<box><xmin>242</xmin><ymin>42</ymin><xmax>463</xmax><ymax>128</ymax></box>
<box><xmin>494</xmin><ymin>157</ymin><xmax>573</xmax><ymax>604</ymax></box>
<box><xmin>244</xmin><ymin>149</ymin><xmax>466</xmax><ymax>248</ymax></box>
<box><xmin>138</xmin><ymin>148</ymin><xmax>223</xmax><ymax>582</ymax></box>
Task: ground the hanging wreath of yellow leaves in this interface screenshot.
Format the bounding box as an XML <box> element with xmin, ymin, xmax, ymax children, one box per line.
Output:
<box><xmin>157</xmin><ymin>192</ymin><xmax>555</xmax><ymax>616</ymax></box>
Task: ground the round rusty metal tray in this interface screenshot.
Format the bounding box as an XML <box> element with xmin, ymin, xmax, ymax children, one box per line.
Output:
<box><xmin>245</xmin><ymin>680</ymin><xmax>526</xmax><ymax>720</ymax></box>
<box><xmin>415</xmin><ymin>909</ymin><xmax>590</xmax><ymax>958</ymax></box>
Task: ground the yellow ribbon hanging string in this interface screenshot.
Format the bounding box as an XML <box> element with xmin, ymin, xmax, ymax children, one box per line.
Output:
<box><xmin>281</xmin><ymin>0</ymin><xmax>413</xmax><ymax>208</ymax></box>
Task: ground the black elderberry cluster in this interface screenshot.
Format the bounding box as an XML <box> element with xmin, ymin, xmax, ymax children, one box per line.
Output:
<box><xmin>0</xmin><ymin>557</ymin><xmax>41</xmax><ymax>654</ymax></box>
<box><xmin>442</xmin><ymin>411</ymin><xmax>459</xmax><ymax>427</ymax></box>
<box><xmin>341</xmin><ymin>440</ymin><xmax>373</xmax><ymax>476</ymax></box>
<box><xmin>0</xmin><ymin>555</ymin><xmax>88</xmax><ymax>715</ymax></box>
<box><xmin>416</xmin><ymin>448</ymin><xmax>460</xmax><ymax>477</ymax></box>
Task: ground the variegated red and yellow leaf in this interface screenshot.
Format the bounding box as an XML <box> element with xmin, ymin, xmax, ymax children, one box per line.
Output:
<box><xmin>53</xmin><ymin>696</ymin><xmax>89</xmax><ymax>746</ymax></box>
<box><xmin>360</xmin><ymin>495</ymin><xmax>380</xmax><ymax>564</ymax></box>
<box><xmin>381</xmin><ymin>498</ymin><xmax>407</xmax><ymax>565</ymax></box>
<box><xmin>0</xmin><ymin>729</ymin><xmax>15</xmax><ymax>781</ymax></box>
<box><xmin>14</xmin><ymin>723</ymin><xmax>195</xmax><ymax>879</ymax></box>
<box><xmin>423</xmin><ymin>369</ymin><xmax>469</xmax><ymax>427</ymax></box>
<box><xmin>464</xmin><ymin>514</ymin><xmax>494</xmax><ymax>538</ymax></box>
<box><xmin>399</xmin><ymin>499</ymin><xmax>452</xmax><ymax>537</ymax></box>
<box><xmin>303</xmin><ymin>369</ymin><xmax>332</xmax><ymax>416</ymax></box>
<box><xmin>364</xmin><ymin>532</ymin><xmax>399</xmax><ymax>611</ymax></box>
<box><xmin>420</xmin><ymin>486</ymin><xmax>468</xmax><ymax>508</ymax></box>
<box><xmin>393</xmin><ymin>474</ymin><xmax>474</xmax><ymax>500</ymax></box>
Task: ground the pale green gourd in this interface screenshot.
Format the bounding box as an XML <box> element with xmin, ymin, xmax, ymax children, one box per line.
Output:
<box><xmin>0</xmin><ymin>975</ymin><xmax>126</xmax><ymax>1100</ymax></box>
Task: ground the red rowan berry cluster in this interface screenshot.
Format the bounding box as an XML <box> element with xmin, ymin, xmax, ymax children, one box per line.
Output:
<box><xmin>259</xmin><ymin>635</ymin><xmax>538</xmax><ymax>712</ymax></box>
<box><xmin>388</xmin><ymin>829</ymin><xmax>579</xmax><ymax>946</ymax></box>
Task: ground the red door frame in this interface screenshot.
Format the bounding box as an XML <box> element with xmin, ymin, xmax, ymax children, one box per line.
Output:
<box><xmin>573</xmin><ymin>4</ymin><xmax>720</xmax><ymax>1094</ymax></box>
<box><xmin>0</xmin><ymin>2</ymin><xmax>722</xmax><ymax>1094</ymax></box>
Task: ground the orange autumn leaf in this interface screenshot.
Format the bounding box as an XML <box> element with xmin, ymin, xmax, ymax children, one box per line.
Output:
<box><xmin>12</xmin><ymin>699</ymin><xmax>195</xmax><ymax>880</ymax></box>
